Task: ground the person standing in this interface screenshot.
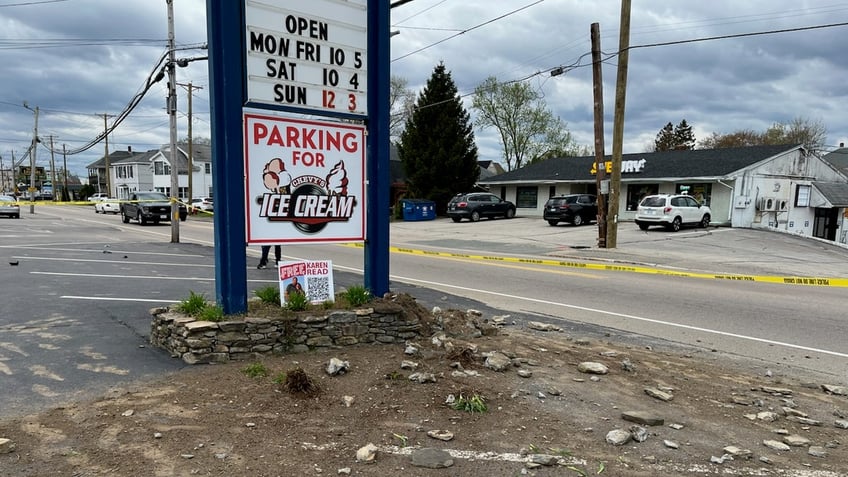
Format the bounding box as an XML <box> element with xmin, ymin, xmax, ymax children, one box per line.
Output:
<box><xmin>257</xmin><ymin>245</ymin><xmax>282</xmax><ymax>269</ymax></box>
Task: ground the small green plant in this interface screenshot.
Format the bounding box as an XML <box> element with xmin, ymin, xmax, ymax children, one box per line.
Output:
<box><xmin>254</xmin><ymin>285</ymin><xmax>281</xmax><ymax>304</ymax></box>
<box><xmin>384</xmin><ymin>371</ymin><xmax>402</xmax><ymax>380</ymax></box>
<box><xmin>175</xmin><ymin>291</ymin><xmax>208</xmax><ymax>316</ymax></box>
<box><xmin>527</xmin><ymin>443</ymin><xmax>540</xmax><ymax>454</ymax></box>
<box><xmin>272</xmin><ymin>372</ymin><xmax>287</xmax><ymax>384</ymax></box>
<box><xmin>197</xmin><ymin>304</ymin><xmax>225</xmax><ymax>322</ymax></box>
<box><xmin>392</xmin><ymin>433</ymin><xmax>409</xmax><ymax>447</ymax></box>
<box><xmin>242</xmin><ymin>362</ymin><xmax>269</xmax><ymax>379</ymax></box>
<box><xmin>341</xmin><ymin>285</ymin><xmax>371</xmax><ymax>307</ymax></box>
<box><xmin>451</xmin><ymin>393</ymin><xmax>487</xmax><ymax>413</ymax></box>
<box><xmin>566</xmin><ymin>466</ymin><xmax>588</xmax><ymax>477</ymax></box>
<box><xmin>321</xmin><ymin>300</ymin><xmax>335</xmax><ymax>309</ymax></box>
<box><xmin>285</xmin><ymin>291</ymin><xmax>310</xmax><ymax>311</ymax></box>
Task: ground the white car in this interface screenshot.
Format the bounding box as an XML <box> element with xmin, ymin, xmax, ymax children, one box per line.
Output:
<box><xmin>88</xmin><ymin>193</ymin><xmax>109</xmax><ymax>202</ymax></box>
<box><xmin>94</xmin><ymin>198</ymin><xmax>120</xmax><ymax>214</ymax></box>
<box><xmin>190</xmin><ymin>197</ymin><xmax>213</xmax><ymax>213</ymax></box>
<box><xmin>635</xmin><ymin>194</ymin><xmax>711</xmax><ymax>232</ymax></box>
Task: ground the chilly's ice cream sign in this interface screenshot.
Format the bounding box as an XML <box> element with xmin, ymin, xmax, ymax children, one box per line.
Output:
<box><xmin>244</xmin><ymin>113</ymin><xmax>366</xmax><ymax>243</ymax></box>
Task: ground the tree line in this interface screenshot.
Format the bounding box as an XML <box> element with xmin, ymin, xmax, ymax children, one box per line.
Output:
<box><xmin>393</xmin><ymin>62</ymin><xmax>830</xmax><ymax>213</ymax></box>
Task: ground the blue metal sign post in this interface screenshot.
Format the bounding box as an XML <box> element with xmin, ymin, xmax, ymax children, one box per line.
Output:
<box><xmin>365</xmin><ymin>0</ymin><xmax>391</xmax><ymax>297</ymax></box>
<box><xmin>206</xmin><ymin>0</ymin><xmax>390</xmax><ymax>314</ymax></box>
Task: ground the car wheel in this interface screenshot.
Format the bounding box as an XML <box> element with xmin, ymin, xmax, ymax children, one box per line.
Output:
<box><xmin>451</xmin><ymin>217</ymin><xmax>462</xmax><ymax>223</ymax></box>
<box><xmin>638</xmin><ymin>223</ymin><xmax>649</xmax><ymax>231</ymax></box>
<box><xmin>122</xmin><ymin>212</ymin><xmax>130</xmax><ymax>223</ymax></box>
<box><xmin>505</xmin><ymin>208</ymin><xmax>515</xmax><ymax>219</ymax></box>
<box><xmin>137</xmin><ymin>212</ymin><xmax>146</xmax><ymax>225</ymax></box>
<box><xmin>700</xmin><ymin>214</ymin><xmax>711</xmax><ymax>228</ymax></box>
<box><xmin>13</xmin><ymin>214</ymin><xmax>20</xmax><ymax>219</ymax></box>
<box><xmin>547</xmin><ymin>220</ymin><xmax>558</xmax><ymax>226</ymax></box>
<box><xmin>470</xmin><ymin>210</ymin><xmax>480</xmax><ymax>222</ymax></box>
<box><xmin>572</xmin><ymin>214</ymin><xmax>584</xmax><ymax>226</ymax></box>
<box><xmin>667</xmin><ymin>217</ymin><xmax>682</xmax><ymax>232</ymax></box>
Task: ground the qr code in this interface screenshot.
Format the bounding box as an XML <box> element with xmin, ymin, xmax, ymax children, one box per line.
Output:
<box><xmin>306</xmin><ymin>276</ymin><xmax>331</xmax><ymax>302</ymax></box>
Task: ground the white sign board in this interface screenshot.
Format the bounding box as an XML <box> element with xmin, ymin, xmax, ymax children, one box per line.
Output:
<box><xmin>278</xmin><ymin>260</ymin><xmax>335</xmax><ymax>305</ymax></box>
<box><xmin>245</xmin><ymin>0</ymin><xmax>367</xmax><ymax>116</ymax></box>
<box><xmin>244</xmin><ymin>112</ymin><xmax>366</xmax><ymax>243</ymax></box>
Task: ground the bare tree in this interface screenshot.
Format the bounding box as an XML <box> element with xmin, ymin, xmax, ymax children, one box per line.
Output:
<box><xmin>698</xmin><ymin>116</ymin><xmax>827</xmax><ymax>154</ymax></box>
<box><xmin>390</xmin><ymin>75</ymin><xmax>415</xmax><ymax>140</ymax></box>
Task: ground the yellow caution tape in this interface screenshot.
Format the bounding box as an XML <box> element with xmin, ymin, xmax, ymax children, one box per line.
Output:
<box><xmin>344</xmin><ymin>243</ymin><xmax>848</xmax><ymax>288</ymax></box>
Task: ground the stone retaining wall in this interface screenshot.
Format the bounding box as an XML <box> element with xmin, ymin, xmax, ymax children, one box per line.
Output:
<box><xmin>149</xmin><ymin>302</ymin><xmax>422</xmax><ymax>364</ymax></box>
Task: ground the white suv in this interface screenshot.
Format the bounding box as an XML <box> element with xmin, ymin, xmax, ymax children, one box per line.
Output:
<box><xmin>635</xmin><ymin>194</ymin><xmax>711</xmax><ymax>232</ymax></box>
<box><xmin>88</xmin><ymin>192</ymin><xmax>109</xmax><ymax>202</ymax></box>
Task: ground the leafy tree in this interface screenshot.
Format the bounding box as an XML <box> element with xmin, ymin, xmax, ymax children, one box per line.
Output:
<box><xmin>397</xmin><ymin>63</ymin><xmax>479</xmax><ymax>212</ymax></box>
<box><xmin>472</xmin><ymin>76</ymin><xmax>583</xmax><ymax>171</ymax></box>
<box><xmin>698</xmin><ymin>116</ymin><xmax>827</xmax><ymax>154</ymax></box>
<box><xmin>390</xmin><ymin>75</ymin><xmax>415</xmax><ymax>140</ymax></box>
<box><xmin>654</xmin><ymin>120</ymin><xmax>695</xmax><ymax>151</ymax></box>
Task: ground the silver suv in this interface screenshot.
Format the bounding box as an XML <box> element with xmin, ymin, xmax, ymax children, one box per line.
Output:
<box><xmin>635</xmin><ymin>194</ymin><xmax>711</xmax><ymax>232</ymax></box>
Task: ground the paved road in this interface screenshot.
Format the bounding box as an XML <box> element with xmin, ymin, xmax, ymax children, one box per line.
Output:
<box><xmin>2</xmin><ymin>206</ymin><xmax>846</xmax><ymax>419</ymax></box>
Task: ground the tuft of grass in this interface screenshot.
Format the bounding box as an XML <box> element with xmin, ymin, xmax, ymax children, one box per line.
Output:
<box><xmin>272</xmin><ymin>372</ymin><xmax>287</xmax><ymax>384</ymax></box>
<box><xmin>341</xmin><ymin>285</ymin><xmax>371</xmax><ymax>307</ymax></box>
<box><xmin>285</xmin><ymin>291</ymin><xmax>310</xmax><ymax>311</ymax></box>
<box><xmin>321</xmin><ymin>300</ymin><xmax>335</xmax><ymax>309</ymax></box>
<box><xmin>392</xmin><ymin>433</ymin><xmax>409</xmax><ymax>447</ymax></box>
<box><xmin>242</xmin><ymin>362</ymin><xmax>269</xmax><ymax>379</ymax></box>
<box><xmin>197</xmin><ymin>304</ymin><xmax>225</xmax><ymax>322</ymax></box>
<box><xmin>451</xmin><ymin>392</ymin><xmax>487</xmax><ymax>413</ymax></box>
<box><xmin>175</xmin><ymin>291</ymin><xmax>208</xmax><ymax>316</ymax></box>
<box><xmin>254</xmin><ymin>286</ymin><xmax>281</xmax><ymax>304</ymax></box>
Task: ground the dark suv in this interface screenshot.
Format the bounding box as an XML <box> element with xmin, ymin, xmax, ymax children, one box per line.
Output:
<box><xmin>543</xmin><ymin>194</ymin><xmax>597</xmax><ymax>226</ymax></box>
<box><xmin>447</xmin><ymin>192</ymin><xmax>516</xmax><ymax>222</ymax></box>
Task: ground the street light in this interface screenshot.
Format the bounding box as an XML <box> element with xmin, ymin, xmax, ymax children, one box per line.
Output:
<box><xmin>23</xmin><ymin>101</ymin><xmax>38</xmax><ymax>214</ymax></box>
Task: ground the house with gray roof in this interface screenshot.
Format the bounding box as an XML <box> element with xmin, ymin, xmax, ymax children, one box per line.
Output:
<box><xmin>479</xmin><ymin>144</ymin><xmax>848</xmax><ymax>243</ymax></box>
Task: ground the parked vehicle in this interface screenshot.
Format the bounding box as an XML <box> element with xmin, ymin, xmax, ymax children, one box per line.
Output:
<box><xmin>0</xmin><ymin>194</ymin><xmax>20</xmax><ymax>218</ymax></box>
<box><xmin>88</xmin><ymin>192</ymin><xmax>110</xmax><ymax>202</ymax></box>
<box><xmin>635</xmin><ymin>194</ymin><xmax>711</xmax><ymax>232</ymax></box>
<box><xmin>543</xmin><ymin>194</ymin><xmax>597</xmax><ymax>226</ymax></box>
<box><xmin>447</xmin><ymin>192</ymin><xmax>516</xmax><ymax>222</ymax></box>
<box><xmin>94</xmin><ymin>198</ymin><xmax>120</xmax><ymax>214</ymax></box>
<box><xmin>190</xmin><ymin>197</ymin><xmax>213</xmax><ymax>213</ymax></box>
<box><xmin>120</xmin><ymin>191</ymin><xmax>187</xmax><ymax>225</ymax></box>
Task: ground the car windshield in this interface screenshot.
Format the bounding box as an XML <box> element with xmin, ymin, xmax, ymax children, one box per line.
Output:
<box><xmin>641</xmin><ymin>196</ymin><xmax>666</xmax><ymax>207</ymax></box>
<box><xmin>137</xmin><ymin>192</ymin><xmax>168</xmax><ymax>200</ymax></box>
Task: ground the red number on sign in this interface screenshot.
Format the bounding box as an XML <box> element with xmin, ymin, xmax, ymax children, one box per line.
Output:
<box><xmin>348</xmin><ymin>94</ymin><xmax>357</xmax><ymax>111</ymax></box>
<box><xmin>322</xmin><ymin>90</ymin><xmax>336</xmax><ymax>109</ymax></box>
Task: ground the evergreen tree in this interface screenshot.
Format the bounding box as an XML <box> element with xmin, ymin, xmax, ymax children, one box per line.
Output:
<box><xmin>654</xmin><ymin>120</ymin><xmax>695</xmax><ymax>151</ymax></box>
<box><xmin>397</xmin><ymin>63</ymin><xmax>479</xmax><ymax>213</ymax></box>
<box><xmin>654</xmin><ymin>122</ymin><xmax>675</xmax><ymax>152</ymax></box>
<box><xmin>673</xmin><ymin>119</ymin><xmax>695</xmax><ymax>150</ymax></box>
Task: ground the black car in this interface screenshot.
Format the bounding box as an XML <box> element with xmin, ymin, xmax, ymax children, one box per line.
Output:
<box><xmin>543</xmin><ymin>194</ymin><xmax>597</xmax><ymax>226</ymax></box>
<box><xmin>447</xmin><ymin>192</ymin><xmax>516</xmax><ymax>222</ymax></box>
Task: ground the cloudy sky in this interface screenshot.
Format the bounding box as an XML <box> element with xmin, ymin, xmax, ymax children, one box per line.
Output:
<box><xmin>1</xmin><ymin>0</ymin><xmax>847</xmax><ymax>178</ymax></box>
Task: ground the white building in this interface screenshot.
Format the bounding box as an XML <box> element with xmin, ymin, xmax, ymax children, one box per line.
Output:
<box><xmin>478</xmin><ymin>144</ymin><xmax>848</xmax><ymax>244</ymax></box>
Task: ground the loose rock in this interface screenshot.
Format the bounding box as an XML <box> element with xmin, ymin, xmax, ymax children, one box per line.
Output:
<box><xmin>484</xmin><ymin>352</ymin><xmax>512</xmax><ymax>372</ymax></box>
<box><xmin>756</xmin><ymin>411</ymin><xmax>779</xmax><ymax>422</ymax></box>
<box><xmin>356</xmin><ymin>443</ymin><xmax>378</xmax><ymax>462</ymax></box>
<box><xmin>723</xmin><ymin>446</ymin><xmax>752</xmax><ymax>458</ymax></box>
<box><xmin>664</xmin><ymin>440</ymin><xmax>679</xmax><ymax>449</ymax></box>
<box><xmin>408</xmin><ymin>372</ymin><xmax>436</xmax><ymax>384</ymax></box>
<box><xmin>529</xmin><ymin>454</ymin><xmax>559</xmax><ymax>466</ymax></box>
<box><xmin>528</xmin><ymin>321</ymin><xmax>562</xmax><ymax>332</ymax></box>
<box><xmin>808</xmin><ymin>446</ymin><xmax>828</xmax><ymax>458</ymax></box>
<box><xmin>605</xmin><ymin>429</ymin><xmax>632</xmax><ymax>446</ymax></box>
<box><xmin>645</xmin><ymin>387</ymin><xmax>674</xmax><ymax>402</ymax></box>
<box><xmin>621</xmin><ymin>411</ymin><xmax>664</xmax><ymax>426</ymax></box>
<box><xmin>0</xmin><ymin>438</ymin><xmax>15</xmax><ymax>454</ymax></box>
<box><xmin>342</xmin><ymin>395</ymin><xmax>355</xmax><ymax>407</ymax></box>
<box><xmin>400</xmin><ymin>360</ymin><xmax>418</xmax><ymax>370</ymax></box>
<box><xmin>426</xmin><ymin>430</ymin><xmax>454</xmax><ymax>441</ymax></box>
<box><xmin>326</xmin><ymin>358</ymin><xmax>350</xmax><ymax>376</ymax></box>
<box><xmin>630</xmin><ymin>425</ymin><xmax>649</xmax><ymax>442</ymax></box>
<box><xmin>577</xmin><ymin>362</ymin><xmax>609</xmax><ymax>375</ymax></box>
<box><xmin>517</xmin><ymin>369</ymin><xmax>532</xmax><ymax>378</ymax></box>
<box><xmin>411</xmin><ymin>448</ymin><xmax>454</xmax><ymax>469</ymax></box>
<box><xmin>822</xmin><ymin>384</ymin><xmax>847</xmax><ymax>396</ymax></box>
<box><xmin>783</xmin><ymin>434</ymin><xmax>811</xmax><ymax>447</ymax></box>
<box><xmin>763</xmin><ymin>440</ymin><xmax>791</xmax><ymax>452</ymax></box>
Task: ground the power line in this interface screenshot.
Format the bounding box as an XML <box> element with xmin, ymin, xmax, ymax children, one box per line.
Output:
<box><xmin>392</xmin><ymin>0</ymin><xmax>546</xmax><ymax>62</ymax></box>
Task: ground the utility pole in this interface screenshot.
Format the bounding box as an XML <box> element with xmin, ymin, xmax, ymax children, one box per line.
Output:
<box><xmin>178</xmin><ymin>81</ymin><xmax>202</xmax><ymax>201</ymax></box>
<box><xmin>607</xmin><ymin>0</ymin><xmax>632</xmax><ymax>248</ymax></box>
<box><xmin>590</xmin><ymin>22</ymin><xmax>607</xmax><ymax>248</ymax></box>
<box><xmin>166</xmin><ymin>0</ymin><xmax>180</xmax><ymax>243</ymax></box>
<box><xmin>62</xmin><ymin>144</ymin><xmax>69</xmax><ymax>201</ymax></box>
<box><xmin>48</xmin><ymin>135</ymin><xmax>57</xmax><ymax>201</ymax></box>
<box><xmin>23</xmin><ymin>103</ymin><xmax>38</xmax><ymax>214</ymax></box>
<box><xmin>100</xmin><ymin>113</ymin><xmax>114</xmax><ymax>197</ymax></box>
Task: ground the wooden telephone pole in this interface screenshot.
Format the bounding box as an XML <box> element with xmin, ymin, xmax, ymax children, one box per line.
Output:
<box><xmin>607</xmin><ymin>0</ymin><xmax>632</xmax><ymax>248</ymax></box>
<box><xmin>178</xmin><ymin>81</ymin><xmax>202</xmax><ymax>201</ymax></box>
<box><xmin>590</xmin><ymin>22</ymin><xmax>607</xmax><ymax>248</ymax></box>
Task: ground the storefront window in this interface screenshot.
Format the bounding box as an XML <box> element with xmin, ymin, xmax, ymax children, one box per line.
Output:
<box><xmin>676</xmin><ymin>183</ymin><xmax>712</xmax><ymax>206</ymax></box>
<box><xmin>626</xmin><ymin>184</ymin><xmax>659</xmax><ymax>211</ymax></box>
<box><xmin>516</xmin><ymin>186</ymin><xmax>538</xmax><ymax>208</ymax></box>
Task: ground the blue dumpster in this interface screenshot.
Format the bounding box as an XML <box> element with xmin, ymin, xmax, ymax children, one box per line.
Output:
<box><xmin>400</xmin><ymin>199</ymin><xmax>436</xmax><ymax>221</ymax></box>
